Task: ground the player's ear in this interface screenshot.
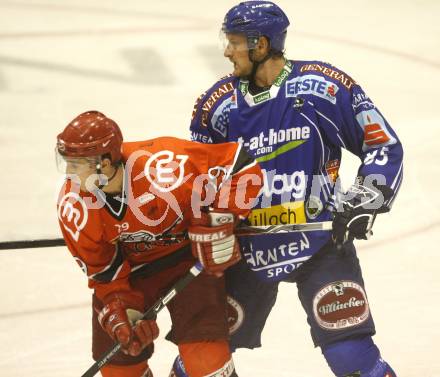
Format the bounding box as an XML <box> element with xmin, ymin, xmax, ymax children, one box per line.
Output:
<box><xmin>256</xmin><ymin>36</ymin><xmax>270</xmax><ymax>55</ymax></box>
<box><xmin>101</xmin><ymin>156</ymin><xmax>112</xmax><ymax>169</ymax></box>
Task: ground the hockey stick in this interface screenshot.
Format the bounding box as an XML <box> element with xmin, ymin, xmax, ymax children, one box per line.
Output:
<box><xmin>81</xmin><ymin>261</ymin><xmax>204</xmax><ymax>377</ymax></box>
<box><xmin>0</xmin><ymin>221</ymin><xmax>333</xmax><ymax>250</ymax></box>
<box><xmin>235</xmin><ymin>221</ymin><xmax>332</xmax><ymax>236</ymax></box>
<box><xmin>0</xmin><ymin>238</ymin><xmax>66</xmax><ymax>250</ymax></box>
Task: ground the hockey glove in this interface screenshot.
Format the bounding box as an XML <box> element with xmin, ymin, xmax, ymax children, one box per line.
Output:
<box><xmin>332</xmin><ymin>183</ymin><xmax>386</xmax><ymax>248</ymax></box>
<box><xmin>98</xmin><ymin>292</ymin><xmax>159</xmax><ymax>356</ymax></box>
<box><xmin>188</xmin><ymin>210</ymin><xmax>241</xmax><ymax>276</ymax></box>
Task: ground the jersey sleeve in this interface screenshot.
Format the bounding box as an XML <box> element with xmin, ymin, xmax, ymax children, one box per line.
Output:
<box><xmin>189</xmin><ymin>76</ymin><xmax>236</xmax><ymax>144</ymax></box>
<box><xmin>184</xmin><ymin>141</ymin><xmax>263</xmax><ymax>219</ymax></box>
<box><xmin>311</xmin><ymin>66</ymin><xmax>404</xmax><ymax>211</ymax></box>
<box><xmin>57</xmin><ymin>185</ymin><xmax>133</xmax><ymax>301</ymax></box>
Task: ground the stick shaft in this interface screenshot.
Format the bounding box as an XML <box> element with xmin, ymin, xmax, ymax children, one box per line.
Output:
<box><xmin>235</xmin><ymin>221</ymin><xmax>333</xmax><ymax>236</ymax></box>
<box><xmin>0</xmin><ymin>222</ymin><xmax>332</xmax><ymax>250</ymax></box>
<box><xmin>0</xmin><ymin>238</ymin><xmax>66</xmax><ymax>250</ymax></box>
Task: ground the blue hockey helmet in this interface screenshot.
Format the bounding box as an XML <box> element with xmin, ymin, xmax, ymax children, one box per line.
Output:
<box><xmin>222</xmin><ymin>1</ymin><xmax>290</xmax><ymax>52</ymax></box>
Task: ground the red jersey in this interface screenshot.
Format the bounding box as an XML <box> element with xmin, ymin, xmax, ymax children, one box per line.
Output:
<box><xmin>57</xmin><ymin>137</ymin><xmax>262</xmax><ymax>301</ymax></box>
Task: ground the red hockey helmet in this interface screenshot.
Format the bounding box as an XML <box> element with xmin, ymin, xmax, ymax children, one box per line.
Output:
<box><xmin>56</xmin><ymin>111</ymin><xmax>123</xmax><ymax>163</ymax></box>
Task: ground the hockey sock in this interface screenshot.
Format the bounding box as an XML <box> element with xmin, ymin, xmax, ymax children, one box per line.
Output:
<box><xmin>322</xmin><ymin>336</ymin><xmax>396</xmax><ymax>376</ymax></box>
<box><xmin>178</xmin><ymin>341</ymin><xmax>236</xmax><ymax>377</ymax></box>
<box><xmin>101</xmin><ymin>360</ymin><xmax>152</xmax><ymax>377</ymax></box>
<box><xmin>169</xmin><ymin>355</ymin><xmax>188</xmax><ymax>377</ymax></box>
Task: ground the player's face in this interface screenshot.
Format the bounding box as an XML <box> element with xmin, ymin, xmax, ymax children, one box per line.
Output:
<box><xmin>67</xmin><ymin>159</ymin><xmax>100</xmax><ymax>191</ymax></box>
<box><xmin>56</xmin><ymin>153</ymin><xmax>101</xmax><ymax>192</ymax></box>
<box><xmin>223</xmin><ymin>33</ymin><xmax>253</xmax><ymax>77</ymax></box>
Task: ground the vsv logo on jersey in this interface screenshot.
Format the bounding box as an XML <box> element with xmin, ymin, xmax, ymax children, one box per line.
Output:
<box><xmin>286</xmin><ymin>74</ymin><xmax>339</xmax><ymax>104</ymax></box>
<box><xmin>58</xmin><ymin>192</ymin><xmax>88</xmax><ymax>241</ymax></box>
<box><xmin>325</xmin><ymin>159</ymin><xmax>340</xmax><ymax>183</ymax></box>
<box><xmin>145</xmin><ymin>150</ymin><xmax>189</xmax><ymax>193</ymax></box>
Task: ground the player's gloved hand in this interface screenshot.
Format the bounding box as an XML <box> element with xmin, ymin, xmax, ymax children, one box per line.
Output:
<box><xmin>188</xmin><ymin>210</ymin><xmax>240</xmax><ymax>276</ymax></box>
<box><xmin>332</xmin><ymin>183</ymin><xmax>382</xmax><ymax>249</ymax></box>
<box><xmin>98</xmin><ymin>292</ymin><xmax>159</xmax><ymax>356</ymax></box>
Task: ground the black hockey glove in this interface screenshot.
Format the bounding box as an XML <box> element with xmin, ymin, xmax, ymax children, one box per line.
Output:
<box><xmin>332</xmin><ymin>181</ymin><xmax>392</xmax><ymax>249</ymax></box>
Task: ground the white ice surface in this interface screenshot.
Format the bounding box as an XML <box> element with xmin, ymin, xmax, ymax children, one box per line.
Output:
<box><xmin>0</xmin><ymin>0</ymin><xmax>439</xmax><ymax>376</ymax></box>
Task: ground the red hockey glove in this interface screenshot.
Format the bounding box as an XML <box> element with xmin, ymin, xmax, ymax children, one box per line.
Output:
<box><xmin>188</xmin><ymin>211</ymin><xmax>241</xmax><ymax>276</ymax></box>
<box><xmin>98</xmin><ymin>292</ymin><xmax>159</xmax><ymax>356</ymax></box>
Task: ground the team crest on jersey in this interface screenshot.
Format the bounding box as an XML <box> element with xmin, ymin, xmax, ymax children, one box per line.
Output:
<box><xmin>313</xmin><ymin>281</ymin><xmax>370</xmax><ymax>330</ymax></box>
<box><xmin>118</xmin><ymin>215</ymin><xmax>183</xmax><ymax>251</ymax></box>
<box><xmin>325</xmin><ymin>159</ymin><xmax>340</xmax><ymax>183</ymax></box>
<box><xmin>144</xmin><ymin>150</ymin><xmax>189</xmax><ymax>193</ymax></box>
<box><xmin>58</xmin><ymin>192</ymin><xmax>88</xmax><ymax>242</ymax></box>
<box><xmin>119</xmin><ymin>230</ymin><xmax>156</xmax><ymax>243</ymax></box>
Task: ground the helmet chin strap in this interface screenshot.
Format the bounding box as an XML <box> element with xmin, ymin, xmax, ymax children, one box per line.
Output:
<box><xmin>247</xmin><ymin>48</ymin><xmax>273</xmax><ymax>85</ymax></box>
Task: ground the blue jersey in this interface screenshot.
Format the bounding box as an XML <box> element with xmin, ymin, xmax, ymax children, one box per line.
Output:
<box><xmin>190</xmin><ymin>60</ymin><xmax>403</xmax><ymax>282</ymax></box>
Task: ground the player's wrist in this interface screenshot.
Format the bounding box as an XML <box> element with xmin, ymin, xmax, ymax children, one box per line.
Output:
<box><xmin>101</xmin><ymin>290</ymin><xmax>144</xmax><ymax>311</ymax></box>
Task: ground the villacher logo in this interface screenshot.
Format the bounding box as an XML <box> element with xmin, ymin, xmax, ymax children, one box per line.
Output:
<box><xmin>313</xmin><ymin>281</ymin><xmax>370</xmax><ymax>330</ymax></box>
